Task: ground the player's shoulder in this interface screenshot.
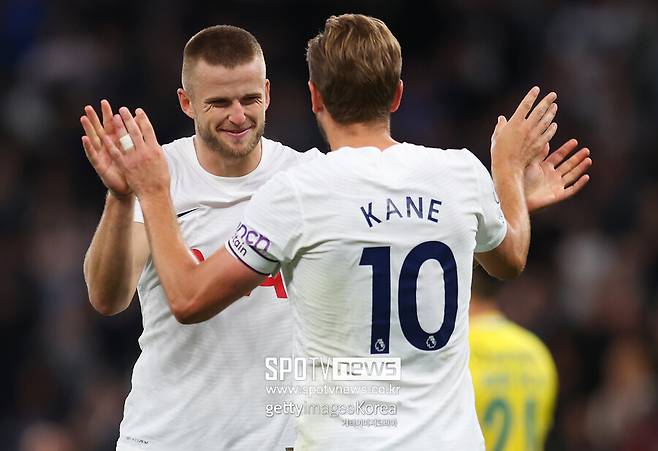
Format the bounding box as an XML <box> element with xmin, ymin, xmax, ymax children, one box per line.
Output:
<box><xmin>262</xmin><ymin>137</ymin><xmax>323</xmax><ymax>167</ymax></box>
<box><xmin>161</xmin><ymin>135</ymin><xmax>194</xmax><ymax>155</ymax></box>
<box><xmin>471</xmin><ymin>315</ymin><xmax>533</xmax><ymax>346</ymax></box>
<box><xmin>394</xmin><ymin>142</ymin><xmax>475</xmax><ymax>160</ymax></box>
<box><xmin>483</xmin><ymin>317</ymin><xmax>554</xmax><ymax>362</ymax></box>
<box><xmin>471</xmin><ymin>315</ymin><xmax>555</xmax><ymax>365</ymax></box>
<box><xmin>160</xmin><ymin>136</ymin><xmax>195</xmax><ymax>167</ymax></box>
<box><xmin>384</xmin><ymin>143</ymin><xmax>485</xmax><ymax>177</ymax></box>
<box><xmin>506</xmin><ymin>321</ymin><xmax>551</xmax><ymax>355</ymax></box>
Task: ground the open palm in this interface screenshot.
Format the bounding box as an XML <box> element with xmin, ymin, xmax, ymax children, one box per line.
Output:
<box><xmin>525</xmin><ymin>139</ymin><xmax>591</xmax><ymax>213</ymax></box>
<box><xmin>81</xmin><ymin>100</ymin><xmax>132</xmax><ymax>196</ymax></box>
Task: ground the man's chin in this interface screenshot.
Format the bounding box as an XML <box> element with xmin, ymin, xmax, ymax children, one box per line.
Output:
<box><xmin>198</xmin><ymin>124</ymin><xmax>263</xmax><ymax>159</ymax></box>
<box><xmin>213</xmin><ymin>136</ymin><xmax>260</xmax><ymax>159</ymax></box>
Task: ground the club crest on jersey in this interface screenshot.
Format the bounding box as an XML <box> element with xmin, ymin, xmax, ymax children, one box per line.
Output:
<box><xmin>231</xmin><ymin>222</ymin><xmax>272</xmax><ymax>256</ymax></box>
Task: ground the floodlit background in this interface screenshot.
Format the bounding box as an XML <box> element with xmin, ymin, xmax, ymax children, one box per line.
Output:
<box><xmin>1</xmin><ymin>0</ymin><xmax>657</xmax><ymax>449</ymax></box>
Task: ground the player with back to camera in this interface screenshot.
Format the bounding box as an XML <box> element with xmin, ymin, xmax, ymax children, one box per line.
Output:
<box><xmin>81</xmin><ymin>26</ymin><xmax>321</xmax><ymax>451</ymax></box>
<box><xmin>86</xmin><ymin>16</ymin><xmax>590</xmax><ymax>449</ymax></box>
<box><xmin>469</xmin><ymin>267</ymin><xmax>558</xmax><ymax>451</ymax></box>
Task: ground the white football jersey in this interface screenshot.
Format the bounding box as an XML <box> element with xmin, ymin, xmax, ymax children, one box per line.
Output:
<box><xmin>116</xmin><ymin>136</ymin><xmax>321</xmax><ymax>451</ymax></box>
<box><xmin>228</xmin><ymin>143</ymin><xmax>507</xmax><ymax>451</ymax></box>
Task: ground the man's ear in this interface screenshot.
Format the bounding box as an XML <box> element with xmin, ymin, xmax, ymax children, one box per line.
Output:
<box><xmin>178</xmin><ymin>88</ymin><xmax>195</xmax><ymax>119</ymax></box>
<box><xmin>390</xmin><ymin>80</ymin><xmax>403</xmax><ymax>113</ymax></box>
<box><xmin>264</xmin><ymin>79</ymin><xmax>271</xmax><ymax>111</ymax></box>
<box><xmin>308</xmin><ymin>81</ymin><xmax>325</xmax><ymax>114</ymax></box>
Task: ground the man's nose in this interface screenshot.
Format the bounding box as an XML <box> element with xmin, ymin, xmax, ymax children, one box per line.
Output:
<box><xmin>228</xmin><ymin>102</ymin><xmax>246</xmax><ymax>126</ymax></box>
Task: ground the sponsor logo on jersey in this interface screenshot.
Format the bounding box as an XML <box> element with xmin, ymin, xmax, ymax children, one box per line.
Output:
<box><xmin>231</xmin><ymin>222</ymin><xmax>272</xmax><ymax>256</ymax></box>
<box><xmin>176</xmin><ymin>207</ymin><xmax>200</xmax><ymax>218</ymax></box>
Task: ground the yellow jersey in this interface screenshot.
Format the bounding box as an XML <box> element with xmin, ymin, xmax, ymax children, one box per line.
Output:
<box><xmin>469</xmin><ymin>313</ymin><xmax>558</xmax><ymax>451</ymax></box>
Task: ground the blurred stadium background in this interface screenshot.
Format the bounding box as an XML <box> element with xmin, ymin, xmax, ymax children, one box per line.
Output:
<box><xmin>1</xmin><ymin>0</ymin><xmax>657</xmax><ymax>449</ymax></box>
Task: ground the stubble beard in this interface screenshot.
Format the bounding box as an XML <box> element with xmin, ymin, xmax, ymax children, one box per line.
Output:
<box><xmin>197</xmin><ymin>120</ymin><xmax>265</xmax><ymax>160</ymax></box>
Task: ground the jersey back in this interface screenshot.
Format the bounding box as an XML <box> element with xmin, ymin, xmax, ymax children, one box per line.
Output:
<box><xmin>470</xmin><ymin>313</ymin><xmax>558</xmax><ymax>451</ymax></box>
<box><xmin>232</xmin><ymin>143</ymin><xmax>507</xmax><ymax>450</ymax></box>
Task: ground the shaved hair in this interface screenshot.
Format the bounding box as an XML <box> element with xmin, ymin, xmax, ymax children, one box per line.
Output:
<box><xmin>182</xmin><ymin>25</ymin><xmax>265</xmax><ymax>92</ymax></box>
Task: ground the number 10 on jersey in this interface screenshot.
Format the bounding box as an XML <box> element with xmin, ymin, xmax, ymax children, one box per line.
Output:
<box><xmin>359</xmin><ymin>241</ymin><xmax>458</xmax><ymax>354</ymax></box>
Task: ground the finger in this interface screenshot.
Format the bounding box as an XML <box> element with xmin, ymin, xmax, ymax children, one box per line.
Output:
<box><xmin>112</xmin><ymin>113</ymin><xmax>130</xmax><ymax>139</ymax></box>
<box><xmin>527</xmin><ymin>92</ymin><xmax>557</xmax><ymax>126</ymax></box>
<box><xmin>84</xmin><ymin>105</ymin><xmax>104</xmax><ymax>136</ymax></box>
<box><xmin>80</xmin><ymin>116</ymin><xmax>102</xmax><ymax>151</ymax></box>
<box><xmin>538</xmin><ymin>122</ymin><xmax>558</xmax><ymax>146</ymax></box>
<box><xmin>101</xmin><ymin>100</ymin><xmax>116</xmax><ymax>136</ymax></box>
<box><xmin>511</xmin><ymin>86</ymin><xmax>540</xmax><ymax>122</ymax></box>
<box><xmin>546</xmin><ymin>139</ymin><xmax>578</xmax><ymax>166</ymax></box>
<box><xmin>101</xmin><ymin>131</ymin><xmax>127</xmax><ymax>169</ymax></box>
<box><xmin>563</xmin><ymin>174</ymin><xmax>590</xmax><ymax>198</ymax></box>
<box><xmin>135</xmin><ymin>108</ymin><xmax>158</xmax><ymax>146</ymax></box>
<box><xmin>81</xmin><ymin>136</ymin><xmax>98</xmax><ymax>163</ymax></box>
<box><xmin>562</xmin><ymin>156</ymin><xmax>592</xmax><ymax>185</ymax></box>
<box><xmin>532</xmin><ymin>102</ymin><xmax>557</xmax><ymax>135</ymax></box>
<box><xmin>119</xmin><ymin>107</ymin><xmax>145</xmax><ymax>148</ymax></box>
<box><xmin>556</xmin><ymin>147</ymin><xmax>590</xmax><ymax>176</ymax></box>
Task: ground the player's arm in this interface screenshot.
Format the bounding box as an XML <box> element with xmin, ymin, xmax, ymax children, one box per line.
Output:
<box><xmin>84</xmin><ymin>196</ymin><xmax>149</xmax><ymax>315</ymax></box>
<box><xmin>101</xmin><ymin>107</ymin><xmax>267</xmax><ymax>323</ymax></box>
<box><xmin>141</xmin><ymin>191</ymin><xmax>265</xmax><ymax>323</ymax></box>
<box><xmin>81</xmin><ymin>101</ymin><xmax>150</xmax><ymax>315</ymax></box>
<box><xmin>475</xmin><ymin>87</ymin><xmax>558</xmax><ymax>279</ymax></box>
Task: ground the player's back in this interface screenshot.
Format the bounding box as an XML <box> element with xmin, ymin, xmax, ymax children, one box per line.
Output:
<box><xmin>243</xmin><ymin>143</ymin><xmax>507</xmax><ymax>450</ymax></box>
<box><xmin>470</xmin><ymin>313</ymin><xmax>558</xmax><ymax>451</ymax></box>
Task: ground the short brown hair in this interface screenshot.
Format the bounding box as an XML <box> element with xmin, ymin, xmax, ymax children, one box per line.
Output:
<box><xmin>306</xmin><ymin>14</ymin><xmax>402</xmax><ymax>125</ymax></box>
<box><xmin>182</xmin><ymin>25</ymin><xmax>264</xmax><ymax>90</ymax></box>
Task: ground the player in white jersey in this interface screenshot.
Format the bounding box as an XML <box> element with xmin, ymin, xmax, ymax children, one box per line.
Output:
<box><xmin>100</xmin><ymin>16</ymin><xmax>591</xmax><ymax>451</ymax></box>
<box><xmin>81</xmin><ymin>26</ymin><xmax>319</xmax><ymax>450</ymax></box>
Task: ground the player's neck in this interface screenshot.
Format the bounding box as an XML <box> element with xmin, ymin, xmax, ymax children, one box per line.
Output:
<box><xmin>325</xmin><ymin>119</ymin><xmax>398</xmax><ymax>152</ymax></box>
<box><xmin>193</xmin><ymin>136</ymin><xmax>262</xmax><ymax>177</ymax></box>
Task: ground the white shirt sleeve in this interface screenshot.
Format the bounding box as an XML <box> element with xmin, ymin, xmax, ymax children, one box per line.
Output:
<box><xmin>225</xmin><ymin>173</ymin><xmax>303</xmax><ymax>275</ymax></box>
<box><xmin>468</xmin><ymin>152</ymin><xmax>507</xmax><ymax>253</ymax></box>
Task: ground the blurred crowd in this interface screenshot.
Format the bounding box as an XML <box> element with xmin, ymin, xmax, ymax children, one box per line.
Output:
<box><xmin>1</xmin><ymin>0</ymin><xmax>657</xmax><ymax>450</ymax></box>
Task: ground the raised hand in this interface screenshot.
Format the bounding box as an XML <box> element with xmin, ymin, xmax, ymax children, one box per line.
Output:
<box><xmin>80</xmin><ymin>100</ymin><xmax>132</xmax><ymax>197</ymax></box>
<box><xmin>102</xmin><ymin>107</ymin><xmax>170</xmax><ymax>198</ymax></box>
<box><xmin>491</xmin><ymin>87</ymin><xmax>559</xmax><ymax>170</ymax></box>
<box><xmin>525</xmin><ymin>139</ymin><xmax>592</xmax><ymax>213</ymax></box>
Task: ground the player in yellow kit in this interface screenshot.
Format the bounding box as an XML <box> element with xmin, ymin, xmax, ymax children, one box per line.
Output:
<box><xmin>469</xmin><ymin>268</ymin><xmax>558</xmax><ymax>451</ymax></box>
